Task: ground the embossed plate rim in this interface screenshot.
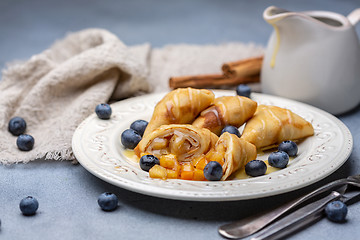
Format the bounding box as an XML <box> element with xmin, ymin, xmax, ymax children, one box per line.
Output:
<box><xmin>72</xmin><ymin>90</ymin><xmax>353</xmax><ymax>201</ymax></box>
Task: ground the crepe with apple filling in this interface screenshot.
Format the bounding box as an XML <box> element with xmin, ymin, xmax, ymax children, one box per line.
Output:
<box><xmin>192</xmin><ymin>96</ymin><xmax>257</xmax><ymax>135</ymax></box>
<box><xmin>143</xmin><ymin>88</ymin><xmax>215</xmax><ymax>137</ymax></box>
<box><xmin>241</xmin><ymin>105</ymin><xmax>314</xmax><ymax>148</ymax></box>
<box><xmin>206</xmin><ymin>132</ymin><xmax>257</xmax><ymax>180</ymax></box>
<box><xmin>135</xmin><ymin>124</ymin><xmax>218</xmax><ymax>162</ymax></box>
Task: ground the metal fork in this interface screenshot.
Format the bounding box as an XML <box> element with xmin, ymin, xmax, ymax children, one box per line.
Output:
<box><xmin>218</xmin><ymin>174</ymin><xmax>360</xmax><ymax>239</ymax></box>
<box><xmin>251</xmin><ymin>189</ymin><xmax>360</xmax><ymax>240</ymax></box>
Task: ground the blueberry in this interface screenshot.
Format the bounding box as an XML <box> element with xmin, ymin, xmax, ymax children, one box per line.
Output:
<box><xmin>121</xmin><ymin>129</ymin><xmax>142</xmax><ymax>149</ymax></box>
<box><xmin>278</xmin><ymin>140</ymin><xmax>298</xmax><ymax>157</ymax></box>
<box><xmin>139</xmin><ymin>155</ymin><xmax>160</xmax><ymax>172</ymax></box>
<box><xmin>245</xmin><ymin>160</ymin><xmax>267</xmax><ymax>177</ymax></box>
<box><xmin>97</xmin><ymin>192</ymin><xmax>118</xmax><ymax>211</ymax></box>
<box><xmin>236</xmin><ymin>84</ymin><xmax>251</xmax><ymax>98</ymax></box>
<box><xmin>8</xmin><ymin>117</ymin><xmax>27</xmax><ymax>136</ymax></box>
<box><xmin>19</xmin><ymin>196</ymin><xmax>39</xmax><ymax>215</ymax></box>
<box><xmin>325</xmin><ymin>200</ymin><xmax>348</xmax><ymax>222</ymax></box>
<box><xmin>203</xmin><ymin>161</ymin><xmax>223</xmax><ymax>181</ymax></box>
<box><xmin>221</xmin><ymin>125</ymin><xmax>241</xmax><ymax>137</ymax></box>
<box><xmin>95</xmin><ymin>103</ymin><xmax>112</xmax><ymax>119</ymax></box>
<box><xmin>268</xmin><ymin>151</ymin><xmax>289</xmax><ymax>169</ymax></box>
<box><xmin>130</xmin><ymin>120</ymin><xmax>148</xmax><ymax>137</ymax></box>
<box><xmin>16</xmin><ymin>134</ymin><xmax>35</xmax><ymax>151</ymax></box>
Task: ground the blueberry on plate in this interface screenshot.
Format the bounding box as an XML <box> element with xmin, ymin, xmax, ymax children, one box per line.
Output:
<box><xmin>278</xmin><ymin>140</ymin><xmax>298</xmax><ymax>157</ymax></box>
<box><xmin>8</xmin><ymin>116</ymin><xmax>27</xmax><ymax>136</ymax></box>
<box><xmin>139</xmin><ymin>155</ymin><xmax>160</xmax><ymax>172</ymax></box>
<box><xmin>203</xmin><ymin>161</ymin><xmax>223</xmax><ymax>181</ymax></box>
<box><xmin>19</xmin><ymin>196</ymin><xmax>39</xmax><ymax>215</ymax></box>
<box><xmin>95</xmin><ymin>103</ymin><xmax>112</xmax><ymax>119</ymax></box>
<box><xmin>97</xmin><ymin>192</ymin><xmax>118</xmax><ymax>211</ymax></box>
<box><xmin>268</xmin><ymin>151</ymin><xmax>289</xmax><ymax>169</ymax></box>
<box><xmin>325</xmin><ymin>200</ymin><xmax>348</xmax><ymax>222</ymax></box>
<box><xmin>245</xmin><ymin>160</ymin><xmax>267</xmax><ymax>177</ymax></box>
<box><xmin>130</xmin><ymin>120</ymin><xmax>148</xmax><ymax>137</ymax></box>
<box><xmin>236</xmin><ymin>84</ymin><xmax>251</xmax><ymax>98</ymax></box>
<box><xmin>221</xmin><ymin>125</ymin><xmax>241</xmax><ymax>137</ymax></box>
<box><xmin>121</xmin><ymin>129</ymin><xmax>142</xmax><ymax>149</ymax></box>
<box><xmin>16</xmin><ymin>134</ymin><xmax>35</xmax><ymax>151</ymax></box>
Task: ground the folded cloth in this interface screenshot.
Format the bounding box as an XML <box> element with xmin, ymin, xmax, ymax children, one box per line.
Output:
<box><xmin>0</xmin><ymin>28</ymin><xmax>264</xmax><ymax>164</ymax></box>
<box><xmin>0</xmin><ymin>29</ymin><xmax>151</xmax><ymax>164</ymax></box>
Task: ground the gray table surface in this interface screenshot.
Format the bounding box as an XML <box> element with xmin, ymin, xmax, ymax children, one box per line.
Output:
<box><xmin>1</xmin><ymin>0</ymin><xmax>360</xmax><ymax>239</ymax></box>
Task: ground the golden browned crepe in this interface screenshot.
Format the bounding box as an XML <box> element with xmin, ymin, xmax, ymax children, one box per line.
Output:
<box><xmin>135</xmin><ymin>124</ymin><xmax>218</xmax><ymax>162</ymax></box>
<box><xmin>241</xmin><ymin>105</ymin><xmax>314</xmax><ymax>148</ymax></box>
<box><xmin>192</xmin><ymin>96</ymin><xmax>257</xmax><ymax>135</ymax></box>
<box><xmin>206</xmin><ymin>132</ymin><xmax>257</xmax><ymax>180</ymax></box>
<box><xmin>143</xmin><ymin>88</ymin><xmax>215</xmax><ymax>137</ymax></box>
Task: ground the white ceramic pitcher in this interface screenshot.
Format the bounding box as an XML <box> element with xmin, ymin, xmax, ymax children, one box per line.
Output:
<box><xmin>261</xmin><ymin>6</ymin><xmax>360</xmax><ymax>115</ymax></box>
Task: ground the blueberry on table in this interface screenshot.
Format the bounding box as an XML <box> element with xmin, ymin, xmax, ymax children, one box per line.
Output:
<box><xmin>16</xmin><ymin>134</ymin><xmax>35</xmax><ymax>151</ymax></box>
<box><xmin>221</xmin><ymin>125</ymin><xmax>241</xmax><ymax>137</ymax></box>
<box><xmin>236</xmin><ymin>84</ymin><xmax>251</xmax><ymax>98</ymax></box>
<box><xmin>325</xmin><ymin>200</ymin><xmax>348</xmax><ymax>222</ymax></box>
<box><xmin>97</xmin><ymin>192</ymin><xmax>118</xmax><ymax>211</ymax></box>
<box><xmin>130</xmin><ymin>120</ymin><xmax>148</xmax><ymax>137</ymax></box>
<box><xmin>139</xmin><ymin>155</ymin><xmax>160</xmax><ymax>172</ymax></box>
<box><xmin>203</xmin><ymin>161</ymin><xmax>223</xmax><ymax>181</ymax></box>
<box><xmin>8</xmin><ymin>116</ymin><xmax>27</xmax><ymax>136</ymax></box>
<box><xmin>121</xmin><ymin>129</ymin><xmax>142</xmax><ymax>149</ymax></box>
<box><xmin>268</xmin><ymin>151</ymin><xmax>289</xmax><ymax>169</ymax></box>
<box><xmin>95</xmin><ymin>103</ymin><xmax>112</xmax><ymax>119</ymax></box>
<box><xmin>245</xmin><ymin>160</ymin><xmax>267</xmax><ymax>177</ymax></box>
<box><xmin>19</xmin><ymin>196</ymin><xmax>39</xmax><ymax>215</ymax></box>
<box><xmin>278</xmin><ymin>140</ymin><xmax>298</xmax><ymax>157</ymax></box>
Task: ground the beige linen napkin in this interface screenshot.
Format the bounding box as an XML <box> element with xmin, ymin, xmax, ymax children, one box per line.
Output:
<box><xmin>0</xmin><ymin>29</ymin><xmax>151</xmax><ymax>164</ymax></box>
<box><xmin>0</xmin><ymin>28</ymin><xmax>263</xmax><ymax>164</ymax></box>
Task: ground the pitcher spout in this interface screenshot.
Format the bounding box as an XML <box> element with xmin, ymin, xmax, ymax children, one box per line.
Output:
<box><xmin>264</xmin><ymin>6</ymin><xmax>352</xmax><ymax>28</ymax></box>
<box><xmin>263</xmin><ymin>6</ymin><xmax>292</xmax><ymax>25</ymax></box>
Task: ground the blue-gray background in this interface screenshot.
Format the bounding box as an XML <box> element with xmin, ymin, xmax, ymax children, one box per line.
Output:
<box><xmin>1</xmin><ymin>0</ymin><xmax>359</xmax><ymax>239</ymax></box>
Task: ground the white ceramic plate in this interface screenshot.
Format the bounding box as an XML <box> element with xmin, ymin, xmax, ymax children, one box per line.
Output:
<box><xmin>72</xmin><ymin>90</ymin><xmax>353</xmax><ymax>201</ymax></box>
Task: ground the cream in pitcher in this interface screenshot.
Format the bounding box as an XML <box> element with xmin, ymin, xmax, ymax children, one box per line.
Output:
<box><xmin>261</xmin><ymin>6</ymin><xmax>360</xmax><ymax>115</ymax></box>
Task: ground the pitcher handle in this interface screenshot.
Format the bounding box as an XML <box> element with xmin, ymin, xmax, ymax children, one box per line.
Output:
<box><xmin>347</xmin><ymin>8</ymin><xmax>360</xmax><ymax>25</ymax></box>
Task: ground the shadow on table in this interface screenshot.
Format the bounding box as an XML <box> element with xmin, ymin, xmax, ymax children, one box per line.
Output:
<box><xmin>83</xmin><ymin>155</ymin><xmax>354</xmax><ymax>223</ymax></box>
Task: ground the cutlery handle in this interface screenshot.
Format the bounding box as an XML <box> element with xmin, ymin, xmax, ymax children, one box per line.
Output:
<box><xmin>218</xmin><ymin>179</ymin><xmax>348</xmax><ymax>239</ymax></box>
<box><xmin>250</xmin><ymin>191</ymin><xmax>341</xmax><ymax>240</ymax></box>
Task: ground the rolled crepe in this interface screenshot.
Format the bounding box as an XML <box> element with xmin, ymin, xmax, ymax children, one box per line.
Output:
<box><xmin>135</xmin><ymin>124</ymin><xmax>218</xmax><ymax>162</ymax></box>
<box><xmin>192</xmin><ymin>96</ymin><xmax>257</xmax><ymax>135</ymax></box>
<box><xmin>241</xmin><ymin>105</ymin><xmax>314</xmax><ymax>148</ymax></box>
<box><xmin>143</xmin><ymin>88</ymin><xmax>215</xmax><ymax>137</ymax></box>
<box><xmin>206</xmin><ymin>132</ymin><xmax>257</xmax><ymax>180</ymax></box>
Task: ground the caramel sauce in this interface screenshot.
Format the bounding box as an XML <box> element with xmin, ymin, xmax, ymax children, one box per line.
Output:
<box><xmin>165</xmin><ymin>101</ymin><xmax>176</xmax><ymax>122</ymax></box>
<box><xmin>270</xmin><ymin>23</ymin><xmax>280</xmax><ymax>68</ymax></box>
<box><xmin>233</xmin><ymin>160</ymin><xmax>278</xmax><ymax>180</ymax></box>
<box><xmin>266</xmin><ymin>13</ymin><xmax>287</xmax><ymax>69</ymax></box>
<box><xmin>201</xmin><ymin>106</ymin><xmax>222</xmax><ymax>126</ymax></box>
<box><xmin>123</xmin><ymin>149</ymin><xmax>139</xmax><ymax>163</ymax></box>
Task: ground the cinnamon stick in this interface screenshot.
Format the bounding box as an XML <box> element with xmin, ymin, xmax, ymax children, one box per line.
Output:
<box><xmin>222</xmin><ymin>56</ymin><xmax>263</xmax><ymax>78</ymax></box>
<box><xmin>169</xmin><ymin>73</ymin><xmax>259</xmax><ymax>89</ymax></box>
<box><xmin>169</xmin><ymin>56</ymin><xmax>263</xmax><ymax>89</ymax></box>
